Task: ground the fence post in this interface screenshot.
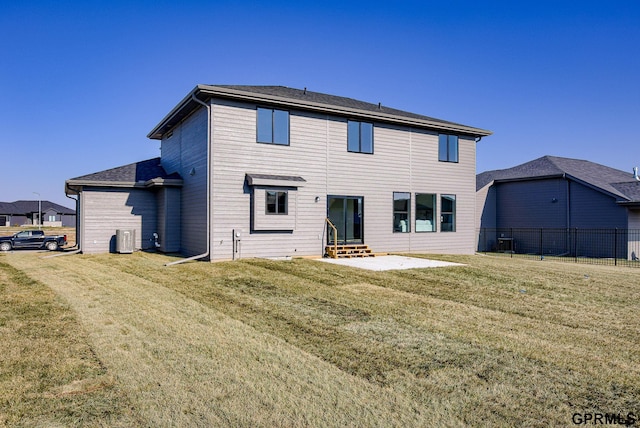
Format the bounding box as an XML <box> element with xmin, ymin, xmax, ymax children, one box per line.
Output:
<box><xmin>510</xmin><ymin>228</ymin><xmax>513</xmax><ymax>258</ymax></box>
<box><xmin>539</xmin><ymin>228</ymin><xmax>543</xmax><ymax>260</ymax></box>
<box><xmin>483</xmin><ymin>228</ymin><xmax>487</xmax><ymax>254</ymax></box>
<box><xmin>574</xmin><ymin>228</ymin><xmax>577</xmax><ymax>263</ymax></box>
<box><xmin>614</xmin><ymin>228</ymin><xmax>618</xmax><ymax>266</ymax></box>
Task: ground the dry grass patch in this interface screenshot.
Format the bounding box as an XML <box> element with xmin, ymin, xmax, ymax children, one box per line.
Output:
<box><xmin>0</xmin><ymin>259</ymin><xmax>138</xmax><ymax>427</ymax></box>
<box><xmin>2</xmin><ymin>251</ymin><xmax>639</xmax><ymax>427</ymax></box>
<box><xmin>4</xmin><ymin>253</ymin><xmax>448</xmax><ymax>427</ymax></box>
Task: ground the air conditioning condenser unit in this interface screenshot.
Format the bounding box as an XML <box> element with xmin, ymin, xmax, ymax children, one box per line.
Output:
<box><xmin>116</xmin><ymin>229</ymin><xmax>135</xmax><ymax>254</ymax></box>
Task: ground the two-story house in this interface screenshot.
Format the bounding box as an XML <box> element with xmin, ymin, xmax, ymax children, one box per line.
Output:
<box><xmin>65</xmin><ymin>85</ymin><xmax>491</xmax><ymax>260</ymax></box>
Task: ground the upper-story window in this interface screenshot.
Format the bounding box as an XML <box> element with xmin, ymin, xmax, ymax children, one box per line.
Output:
<box><xmin>347</xmin><ymin>120</ymin><xmax>374</xmax><ymax>154</ymax></box>
<box><xmin>438</xmin><ymin>134</ymin><xmax>458</xmax><ymax>162</ymax></box>
<box><xmin>257</xmin><ymin>107</ymin><xmax>289</xmax><ymax>145</ymax></box>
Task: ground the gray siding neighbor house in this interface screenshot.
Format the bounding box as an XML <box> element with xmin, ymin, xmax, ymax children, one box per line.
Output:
<box><xmin>66</xmin><ymin>85</ymin><xmax>491</xmax><ymax>259</ymax></box>
<box><xmin>476</xmin><ymin>155</ymin><xmax>640</xmax><ymax>258</ymax></box>
<box><xmin>0</xmin><ymin>200</ymin><xmax>76</xmax><ymax>227</ymax></box>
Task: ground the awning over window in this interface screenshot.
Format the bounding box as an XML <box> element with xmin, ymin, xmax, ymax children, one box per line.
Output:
<box><xmin>245</xmin><ymin>173</ymin><xmax>306</xmax><ymax>188</ymax></box>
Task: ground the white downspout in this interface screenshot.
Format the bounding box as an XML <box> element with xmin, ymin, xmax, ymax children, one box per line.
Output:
<box><xmin>166</xmin><ymin>94</ymin><xmax>211</xmax><ymax>266</ymax></box>
<box><xmin>66</xmin><ymin>192</ymin><xmax>80</xmax><ymax>250</ymax></box>
<box><xmin>44</xmin><ymin>190</ymin><xmax>83</xmax><ymax>258</ymax></box>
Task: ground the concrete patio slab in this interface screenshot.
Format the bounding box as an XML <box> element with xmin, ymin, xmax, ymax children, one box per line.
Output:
<box><xmin>315</xmin><ymin>255</ymin><xmax>463</xmax><ymax>271</ymax></box>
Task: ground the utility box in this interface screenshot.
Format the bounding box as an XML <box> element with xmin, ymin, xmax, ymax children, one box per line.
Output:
<box><xmin>497</xmin><ymin>237</ymin><xmax>513</xmax><ymax>253</ymax></box>
<box><xmin>116</xmin><ymin>229</ymin><xmax>135</xmax><ymax>254</ymax></box>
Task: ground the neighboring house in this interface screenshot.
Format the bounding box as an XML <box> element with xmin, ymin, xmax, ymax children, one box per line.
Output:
<box><xmin>66</xmin><ymin>85</ymin><xmax>491</xmax><ymax>259</ymax></box>
<box><xmin>476</xmin><ymin>155</ymin><xmax>640</xmax><ymax>258</ymax></box>
<box><xmin>0</xmin><ymin>200</ymin><xmax>76</xmax><ymax>227</ymax></box>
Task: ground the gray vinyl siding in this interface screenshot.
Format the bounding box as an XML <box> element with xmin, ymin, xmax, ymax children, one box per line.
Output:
<box><xmin>476</xmin><ymin>184</ymin><xmax>496</xmax><ymax>230</ymax></box>
<box><xmin>206</xmin><ymin>98</ymin><xmax>478</xmax><ymax>260</ymax></box>
<box><xmin>160</xmin><ymin>107</ymin><xmax>208</xmax><ymax>256</ymax></box>
<box><xmin>568</xmin><ymin>181</ymin><xmax>627</xmax><ymax>229</ymax></box>
<box><xmin>628</xmin><ymin>209</ymin><xmax>640</xmax><ymax>229</ymax></box>
<box><xmin>328</xmin><ymin>123</ymin><xmax>476</xmax><ymax>255</ymax></box>
<box><xmin>161</xmin><ymin>125</ymin><xmax>182</xmax><ymax>175</ymax></box>
<box><xmin>627</xmin><ymin>209</ymin><xmax>640</xmax><ymax>260</ymax></box>
<box><xmin>496</xmin><ymin>179</ymin><xmax>568</xmax><ymax>229</ymax></box>
<box><xmin>476</xmin><ymin>183</ymin><xmax>496</xmax><ymax>251</ymax></box>
<box><xmin>492</xmin><ymin>178</ymin><xmax>628</xmax><ymax>230</ymax></box>
<box><xmin>11</xmin><ymin>215</ymin><xmax>28</xmax><ymax>226</ymax></box>
<box><xmin>43</xmin><ymin>209</ymin><xmax>58</xmax><ymax>222</ymax></box>
<box><xmin>61</xmin><ymin>214</ymin><xmax>76</xmax><ymax>227</ymax></box>
<box><xmin>80</xmin><ymin>188</ymin><xmax>157</xmax><ymax>254</ymax></box>
<box><xmin>156</xmin><ymin>187</ymin><xmax>181</xmax><ymax>252</ymax></box>
<box><xmin>210</xmin><ymin>100</ymin><xmax>327</xmax><ymax>260</ymax></box>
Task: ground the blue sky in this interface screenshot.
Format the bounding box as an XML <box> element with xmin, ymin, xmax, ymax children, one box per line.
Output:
<box><xmin>2</xmin><ymin>1</ymin><xmax>639</xmax><ymax>208</ymax></box>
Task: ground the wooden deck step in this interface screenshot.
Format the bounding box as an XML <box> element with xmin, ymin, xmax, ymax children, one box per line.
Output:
<box><xmin>325</xmin><ymin>244</ymin><xmax>376</xmax><ymax>258</ymax></box>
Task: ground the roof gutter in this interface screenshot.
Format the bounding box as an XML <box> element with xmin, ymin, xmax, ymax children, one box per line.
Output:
<box><xmin>165</xmin><ymin>94</ymin><xmax>211</xmax><ymax>266</ymax></box>
<box><xmin>64</xmin><ymin>179</ymin><xmax>183</xmax><ymax>189</ymax></box>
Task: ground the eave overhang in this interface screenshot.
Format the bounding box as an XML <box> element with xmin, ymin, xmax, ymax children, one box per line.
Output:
<box><xmin>616</xmin><ymin>201</ymin><xmax>640</xmax><ymax>207</ymax></box>
<box><xmin>65</xmin><ymin>178</ymin><xmax>183</xmax><ymax>195</ymax></box>
<box><xmin>148</xmin><ymin>85</ymin><xmax>492</xmax><ymax>140</ymax></box>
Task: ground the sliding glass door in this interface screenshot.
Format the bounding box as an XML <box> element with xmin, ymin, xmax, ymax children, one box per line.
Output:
<box><xmin>327</xmin><ymin>196</ymin><xmax>363</xmax><ymax>245</ymax></box>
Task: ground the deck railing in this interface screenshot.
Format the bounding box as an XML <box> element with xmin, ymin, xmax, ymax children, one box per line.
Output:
<box><xmin>325</xmin><ymin>218</ymin><xmax>338</xmax><ymax>258</ymax></box>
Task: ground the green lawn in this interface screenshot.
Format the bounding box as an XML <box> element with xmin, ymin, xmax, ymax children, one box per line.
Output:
<box><xmin>1</xmin><ymin>251</ymin><xmax>638</xmax><ymax>427</ymax></box>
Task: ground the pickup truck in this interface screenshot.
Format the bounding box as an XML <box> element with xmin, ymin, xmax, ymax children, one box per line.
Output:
<box><xmin>0</xmin><ymin>230</ymin><xmax>67</xmax><ymax>251</ymax></box>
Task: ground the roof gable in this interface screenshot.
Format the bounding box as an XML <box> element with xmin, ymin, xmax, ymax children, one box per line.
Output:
<box><xmin>477</xmin><ymin>155</ymin><xmax>640</xmax><ymax>202</ymax></box>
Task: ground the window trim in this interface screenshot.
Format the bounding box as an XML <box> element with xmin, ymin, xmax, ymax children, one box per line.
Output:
<box><xmin>347</xmin><ymin>120</ymin><xmax>374</xmax><ymax>154</ymax></box>
<box><xmin>438</xmin><ymin>134</ymin><xmax>459</xmax><ymax>163</ymax></box>
<box><xmin>393</xmin><ymin>192</ymin><xmax>411</xmax><ymax>233</ymax></box>
<box><xmin>257</xmin><ymin>107</ymin><xmax>290</xmax><ymax>146</ymax></box>
<box><xmin>415</xmin><ymin>193</ymin><xmax>436</xmax><ymax>233</ymax></box>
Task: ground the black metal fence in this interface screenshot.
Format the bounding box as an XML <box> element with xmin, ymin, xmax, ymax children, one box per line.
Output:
<box><xmin>478</xmin><ymin>228</ymin><xmax>640</xmax><ymax>267</ymax></box>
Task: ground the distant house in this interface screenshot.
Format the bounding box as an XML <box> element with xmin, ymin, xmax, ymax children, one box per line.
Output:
<box><xmin>0</xmin><ymin>200</ymin><xmax>76</xmax><ymax>227</ymax></box>
<box><xmin>66</xmin><ymin>84</ymin><xmax>491</xmax><ymax>259</ymax></box>
<box><xmin>476</xmin><ymin>155</ymin><xmax>640</xmax><ymax>258</ymax></box>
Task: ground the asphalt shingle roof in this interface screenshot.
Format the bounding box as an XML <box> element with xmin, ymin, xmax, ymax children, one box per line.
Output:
<box><xmin>215</xmin><ymin>85</ymin><xmax>468</xmax><ymax>128</ymax></box>
<box><xmin>68</xmin><ymin>157</ymin><xmax>181</xmax><ymax>184</ymax></box>
<box><xmin>477</xmin><ymin>155</ymin><xmax>640</xmax><ymax>202</ymax></box>
<box><xmin>0</xmin><ymin>200</ymin><xmax>75</xmax><ymax>215</ymax></box>
<box><xmin>148</xmin><ymin>84</ymin><xmax>492</xmax><ymax>139</ymax></box>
